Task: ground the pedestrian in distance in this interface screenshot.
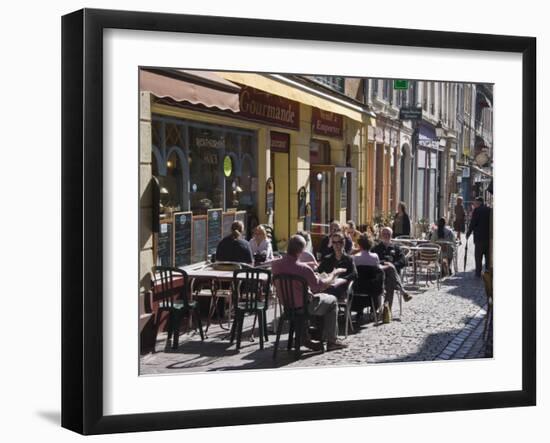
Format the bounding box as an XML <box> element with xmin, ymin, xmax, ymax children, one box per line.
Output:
<box><xmin>392</xmin><ymin>202</ymin><xmax>411</xmax><ymax>238</ymax></box>
<box><xmin>453</xmin><ymin>196</ymin><xmax>466</xmax><ymax>243</ymax></box>
<box><xmin>466</xmin><ymin>197</ymin><xmax>492</xmax><ymax>277</ymax></box>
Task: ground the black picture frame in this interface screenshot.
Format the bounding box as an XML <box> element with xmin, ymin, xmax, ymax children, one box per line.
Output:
<box><xmin>62</xmin><ymin>8</ymin><xmax>536</xmax><ymax>435</ymax></box>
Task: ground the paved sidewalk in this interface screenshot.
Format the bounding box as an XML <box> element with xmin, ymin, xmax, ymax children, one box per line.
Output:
<box><xmin>140</xmin><ymin>238</ymin><xmax>492</xmax><ymax>375</ymax></box>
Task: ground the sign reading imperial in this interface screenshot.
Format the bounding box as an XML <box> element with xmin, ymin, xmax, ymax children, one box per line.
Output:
<box><xmin>312</xmin><ymin>107</ymin><xmax>343</xmax><ymax>138</ymax></box>
<box><xmin>239</xmin><ymin>86</ymin><xmax>300</xmax><ymax>130</ymax></box>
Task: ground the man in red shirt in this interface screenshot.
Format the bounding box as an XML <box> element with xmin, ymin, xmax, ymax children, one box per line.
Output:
<box><xmin>272</xmin><ymin>235</ymin><xmax>348</xmax><ymax>351</ymax></box>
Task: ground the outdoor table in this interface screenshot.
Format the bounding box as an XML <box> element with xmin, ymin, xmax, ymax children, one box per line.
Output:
<box><xmin>186</xmin><ymin>268</ymin><xmax>270</xmax><ymax>337</ymax></box>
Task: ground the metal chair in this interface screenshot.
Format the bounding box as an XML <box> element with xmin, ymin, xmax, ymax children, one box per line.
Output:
<box><xmin>192</xmin><ymin>261</ymin><xmax>250</xmax><ymax>333</ymax></box>
<box><xmin>415</xmin><ymin>243</ymin><xmax>442</xmax><ymax>290</ymax></box>
<box><xmin>353</xmin><ymin>265</ymin><xmax>385</xmax><ymax>325</ymax></box>
<box><xmin>272</xmin><ymin>274</ymin><xmax>311</xmax><ymax>359</ymax></box>
<box><xmin>152</xmin><ymin>266</ymin><xmax>204</xmax><ymax>350</ymax></box>
<box><xmin>337</xmin><ymin>280</ymin><xmax>355</xmax><ymax>338</ymax></box>
<box><xmin>229</xmin><ymin>268</ymin><xmax>272</xmax><ymax>350</ymax></box>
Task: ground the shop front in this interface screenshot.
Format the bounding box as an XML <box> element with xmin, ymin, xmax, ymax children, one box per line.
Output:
<box><xmin>141</xmin><ymin>69</ymin><xmax>371</xmax><ymax>272</ymax></box>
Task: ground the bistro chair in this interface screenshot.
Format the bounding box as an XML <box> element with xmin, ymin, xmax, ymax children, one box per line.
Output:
<box><xmin>353</xmin><ymin>265</ymin><xmax>385</xmax><ymax>325</ymax></box>
<box><xmin>415</xmin><ymin>243</ymin><xmax>442</xmax><ymax>291</ymax></box>
<box><xmin>229</xmin><ymin>268</ymin><xmax>272</xmax><ymax>350</ymax></box>
<box><xmin>194</xmin><ymin>261</ymin><xmax>250</xmax><ymax>333</ymax></box>
<box><xmin>272</xmin><ymin>274</ymin><xmax>312</xmax><ymax>360</ymax></box>
<box><xmin>337</xmin><ymin>280</ymin><xmax>355</xmax><ymax>338</ymax></box>
<box><xmin>151</xmin><ymin>266</ymin><xmax>204</xmax><ymax>350</ymax></box>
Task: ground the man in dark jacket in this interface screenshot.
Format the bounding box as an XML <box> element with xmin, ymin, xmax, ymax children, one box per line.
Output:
<box><xmin>467</xmin><ymin>197</ymin><xmax>492</xmax><ymax>277</ymax></box>
<box><xmin>215</xmin><ymin>221</ymin><xmax>253</xmax><ymax>264</ymax></box>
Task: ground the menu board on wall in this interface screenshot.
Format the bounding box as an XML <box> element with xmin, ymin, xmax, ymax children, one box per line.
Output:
<box><xmin>222</xmin><ymin>211</ymin><xmax>235</xmax><ymax>237</ymax></box>
<box><xmin>207</xmin><ymin>208</ymin><xmax>223</xmax><ymax>258</ymax></box>
<box><xmin>173</xmin><ymin>212</ymin><xmax>192</xmax><ymax>267</ymax></box>
<box><xmin>191</xmin><ymin>216</ymin><xmax>207</xmax><ymax>264</ymax></box>
<box><xmin>157</xmin><ymin>222</ymin><xmax>173</xmax><ymax>267</ymax></box>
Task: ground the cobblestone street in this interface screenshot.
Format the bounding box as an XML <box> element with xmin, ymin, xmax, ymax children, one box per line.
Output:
<box><xmin>141</xmin><ymin>240</ymin><xmax>491</xmax><ymax>375</ymax></box>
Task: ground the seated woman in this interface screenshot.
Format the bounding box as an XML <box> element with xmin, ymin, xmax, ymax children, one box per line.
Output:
<box><xmin>248</xmin><ymin>225</ymin><xmax>273</xmax><ymax>264</ymax></box>
<box><xmin>316</xmin><ymin>231</ymin><xmax>357</xmax><ymax>298</ymax></box>
<box><xmin>429</xmin><ymin>217</ymin><xmax>456</xmax><ymax>275</ymax></box>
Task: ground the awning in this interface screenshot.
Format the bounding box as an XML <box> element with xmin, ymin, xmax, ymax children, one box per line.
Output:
<box><xmin>220</xmin><ymin>72</ymin><xmax>368</xmax><ymax>123</ymax></box>
<box><xmin>140</xmin><ymin>69</ymin><xmax>241</xmax><ymax>113</ymax></box>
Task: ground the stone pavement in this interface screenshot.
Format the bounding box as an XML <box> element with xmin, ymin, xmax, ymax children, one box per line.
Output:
<box><xmin>140</xmin><ymin>238</ymin><xmax>492</xmax><ymax>375</ymax></box>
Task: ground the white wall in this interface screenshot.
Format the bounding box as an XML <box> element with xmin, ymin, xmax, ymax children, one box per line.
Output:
<box><xmin>0</xmin><ymin>0</ymin><xmax>546</xmax><ymax>441</ymax></box>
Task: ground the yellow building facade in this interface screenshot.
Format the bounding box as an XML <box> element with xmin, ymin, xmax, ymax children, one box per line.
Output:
<box><xmin>140</xmin><ymin>70</ymin><xmax>375</xmax><ymax>268</ymax></box>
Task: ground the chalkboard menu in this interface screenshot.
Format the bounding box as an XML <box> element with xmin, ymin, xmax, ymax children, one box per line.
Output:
<box><xmin>191</xmin><ymin>216</ymin><xmax>207</xmax><ymax>263</ymax></box>
<box><xmin>207</xmin><ymin>208</ymin><xmax>223</xmax><ymax>258</ymax></box>
<box><xmin>157</xmin><ymin>222</ymin><xmax>173</xmax><ymax>266</ymax></box>
<box><xmin>222</xmin><ymin>211</ymin><xmax>235</xmax><ymax>237</ymax></box>
<box><xmin>173</xmin><ymin>212</ymin><xmax>192</xmax><ymax>267</ymax></box>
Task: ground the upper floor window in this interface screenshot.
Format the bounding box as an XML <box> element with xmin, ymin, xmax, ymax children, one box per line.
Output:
<box><xmin>312</xmin><ymin>76</ymin><xmax>345</xmax><ymax>93</ymax></box>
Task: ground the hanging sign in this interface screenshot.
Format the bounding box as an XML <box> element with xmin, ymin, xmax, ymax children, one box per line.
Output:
<box><xmin>312</xmin><ymin>107</ymin><xmax>343</xmax><ymax>138</ymax></box>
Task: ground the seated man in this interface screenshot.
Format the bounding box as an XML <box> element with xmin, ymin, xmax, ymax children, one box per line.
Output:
<box><xmin>215</xmin><ymin>220</ymin><xmax>253</xmax><ymax>264</ymax></box>
<box><xmin>316</xmin><ymin>231</ymin><xmax>357</xmax><ymax>298</ymax></box>
<box><xmin>372</xmin><ymin>227</ymin><xmax>413</xmax><ymax>310</ymax></box>
<box><xmin>272</xmin><ymin>235</ymin><xmax>348</xmax><ymax>351</ymax></box>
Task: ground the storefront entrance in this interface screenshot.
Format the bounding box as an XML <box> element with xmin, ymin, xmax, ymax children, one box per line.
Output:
<box><xmin>309</xmin><ymin>165</ymin><xmax>356</xmax><ymax>250</ymax></box>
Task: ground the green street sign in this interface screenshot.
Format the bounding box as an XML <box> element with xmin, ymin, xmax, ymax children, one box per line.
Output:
<box><xmin>393</xmin><ymin>80</ymin><xmax>409</xmax><ymax>90</ymax></box>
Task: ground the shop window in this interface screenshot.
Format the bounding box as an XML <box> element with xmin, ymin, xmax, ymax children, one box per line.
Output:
<box><xmin>158</xmin><ymin>151</ymin><xmax>185</xmax><ymax>213</ymax></box>
<box><xmin>310</xmin><ymin>139</ymin><xmax>330</xmax><ymax>165</ymax></box>
<box><xmin>165</xmin><ymin>123</ymin><xmax>183</xmax><ymax>147</ymax></box>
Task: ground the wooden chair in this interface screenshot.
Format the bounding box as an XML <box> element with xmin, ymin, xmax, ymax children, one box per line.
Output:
<box><xmin>152</xmin><ymin>266</ymin><xmax>204</xmax><ymax>350</ymax></box>
<box><xmin>229</xmin><ymin>268</ymin><xmax>272</xmax><ymax>350</ymax></box>
<box><xmin>272</xmin><ymin>274</ymin><xmax>311</xmax><ymax>359</ymax></box>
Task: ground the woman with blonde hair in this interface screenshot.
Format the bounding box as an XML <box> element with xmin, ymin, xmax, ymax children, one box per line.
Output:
<box><xmin>248</xmin><ymin>225</ymin><xmax>274</xmax><ymax>263</ymax></box>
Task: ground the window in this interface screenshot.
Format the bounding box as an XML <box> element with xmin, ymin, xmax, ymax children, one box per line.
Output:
<box><xmin>312</xmin><ymin>76</ymin><xmax>345</xmax><ymax>93</ymax></box>
<box><xmin>310</xmin><ymin>139</ymin><xmax>331</xmax><ymax>164</ymax></box>
<box><xmin>383</xmin><ymin>80</ymin><xmax>391</xmax><ymax>101</ymax></box>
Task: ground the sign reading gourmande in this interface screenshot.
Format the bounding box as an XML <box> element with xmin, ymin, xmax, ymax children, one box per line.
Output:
<box><xmin>239</xmin><ymin>86</ymin><xmax>300</xmax><ymax>130</ymax></box>
<box><xmin>312</xmin><ymin>107</ymin><xmax>343</xmax><ymax>138</ymax></box>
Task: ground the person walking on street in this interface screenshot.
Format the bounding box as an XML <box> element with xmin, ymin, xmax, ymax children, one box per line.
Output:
<box><xmin>466</xmin><ymin>197</ymin><xmax>491</xmax><ymax>277</ymax></box>
<box><xmin>453</xmin><ymin>196</ymin><xmax>466</xmax><ymax>243</ymax></box>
